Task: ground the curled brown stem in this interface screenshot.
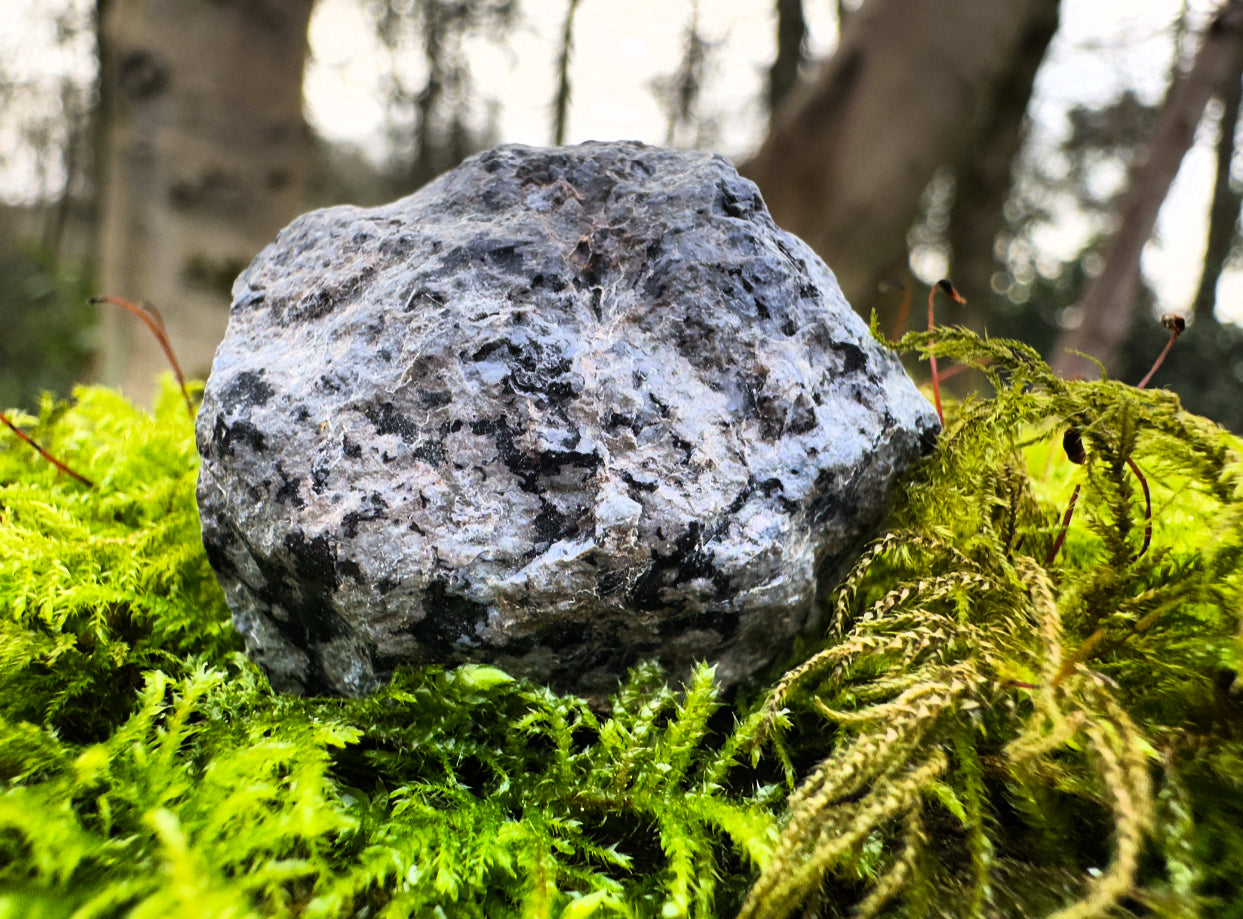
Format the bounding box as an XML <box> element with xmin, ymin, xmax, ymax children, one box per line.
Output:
<box><xmin>90</xmin><ymin>296</ymin><xmax>194</xmax><ymax>417</ymax></box>
<box><xmin>1126</xmin><ymin>456</ymin><xmax>1152</xmax><ymax>560</ymax></box>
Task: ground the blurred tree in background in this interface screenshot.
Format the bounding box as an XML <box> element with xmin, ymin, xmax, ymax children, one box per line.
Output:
<box><xmin>0</xmin><ymin>241</ymin><xmax>94</xmax><ymax>408</ymax></box>
<box><xmin>2</xmin><ymin>0</ymin><xmax>1243</xmax><ymax>431</ymax></box>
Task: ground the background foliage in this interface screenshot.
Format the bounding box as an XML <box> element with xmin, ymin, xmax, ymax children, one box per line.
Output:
<box><xmin>4</xmin><ymin>1</ymin><xmax>1243</xmax><ymax>428</ymax></box>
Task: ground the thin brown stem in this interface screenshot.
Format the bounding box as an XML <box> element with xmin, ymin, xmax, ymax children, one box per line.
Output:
<box><xmin>0</xmin><ymin>409</ymin><xmax>93</xmax><ymax>486</ymax></box>
<box><xmin>1135</xmin><ymin>314</ymin><xmax>1185</xmax><ymax>389</ymax></box>
<box><xmin>1045</xmin><ymin>484</ymin><xmax>1081</xmax><ymax>566</ymax></box>
<box><xmin>935</xmin><ymin>360</ymin><xmax>990</xmax><ymax>383</ymax></box>
<box><xmin>1126</xmin><ymin>456</ymin><xmax>1152</xmax><ymax>560</ymax></box>
<box><xmin>927</xmin><ymin>279</ymin><xmax>966</xmax><ymax>426</ymax></box>
<box><xmin>90</xmin><ymin>296</ymin><xmax>195</xmax><ymax>417</ymax></box>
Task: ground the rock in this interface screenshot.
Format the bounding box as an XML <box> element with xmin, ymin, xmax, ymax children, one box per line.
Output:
<box><xmin>196</xmin><ymin>141</ymin><xmax>939</xmax><ymax>698</ymax></box>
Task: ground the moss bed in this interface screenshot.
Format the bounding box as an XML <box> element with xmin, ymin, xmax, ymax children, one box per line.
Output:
<box><xmin>1</xmin><ymin>330</ymin><xmax>1241</xmax><ymax>918</ymax></box>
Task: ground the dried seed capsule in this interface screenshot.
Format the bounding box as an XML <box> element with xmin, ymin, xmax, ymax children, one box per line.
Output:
<box><xmin>1160</xmin><ymin>313</ymin><xmax>1186</xmax><ymax>335</ymax></box>
<box><xmin>1063</xmin><ymin>427</ymin><xmax>1086</xmax><ymax>465</ymax></box>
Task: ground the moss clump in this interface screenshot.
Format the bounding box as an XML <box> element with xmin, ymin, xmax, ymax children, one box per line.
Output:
<box><xmin>743</xmin><ymin>328</ymin><xmax>1243</xmax><ymax>919</ymax></box>
<box><xmin>1</xmin><ymin>338</ymin><xmax>1241</xmax><ymax>918</ymax></box>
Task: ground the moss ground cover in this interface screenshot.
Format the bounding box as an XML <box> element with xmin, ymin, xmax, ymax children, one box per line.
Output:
<box><xmin>0</xmin><ymin>330</ymin><xmax>1241</xmax><ymax>918</ymax></box>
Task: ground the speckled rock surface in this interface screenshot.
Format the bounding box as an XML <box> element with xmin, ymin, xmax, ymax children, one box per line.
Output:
<box><xmin>196</xmin><ymin>141</ymin><xmax>939</xmax><ymax>698</ymax></box>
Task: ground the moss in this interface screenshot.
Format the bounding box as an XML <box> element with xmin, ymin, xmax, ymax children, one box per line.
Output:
<box><xmin>743</xmin><ymin>328</ymin><xmax>1243</xmax><ymax>919</ymax></box>
<box><xmin>1</xmin><ymin>337</ymin><xmax>1241</xmax><ymax>918</ymax></box>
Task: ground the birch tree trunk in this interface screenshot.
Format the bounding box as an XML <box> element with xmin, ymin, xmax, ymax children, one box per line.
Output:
<box><xmin>742</xmin><ymin>0</ymin><xmax>1061</xmax><ymax>322</ymax></box>
<box><xmin>95</xmin><ymin>0</ymin><xmax>314</xmax><ymax>402</ymax></box>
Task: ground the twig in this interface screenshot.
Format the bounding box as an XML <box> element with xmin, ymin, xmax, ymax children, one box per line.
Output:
<box><xmin>0</xmin><ymin>409</ymin><xmax>93</xmax><ymax>486</ymax></box>
<box><xmin>882</xmin><ymin>278</ymin><xmax>911</xmax><ymax>340</ymax></box>
<box><xmin>90</xmin><ymin>296</ymin><xmax>195</xmax><ymax>417</ymax></box>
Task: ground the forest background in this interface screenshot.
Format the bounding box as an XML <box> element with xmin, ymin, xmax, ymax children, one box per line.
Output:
<box><xmin>2</xmin><ymin>0</ymin><xmax>1243</xmax><ymax>428</ymax></box>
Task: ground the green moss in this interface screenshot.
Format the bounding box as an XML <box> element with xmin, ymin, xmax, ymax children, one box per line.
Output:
<box><xmin>1</xmin><ymin>339</ymin><xmax>1241</xmax><ymax>918</ymax></box>
<box><xmin>743</xmin><ymin>328</ymin><xmax>1243</xmax><ymax>919</ymax></box>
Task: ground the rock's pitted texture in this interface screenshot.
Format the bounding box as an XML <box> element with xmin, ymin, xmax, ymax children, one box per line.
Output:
<box><xmin>196</xmin><ymin>141</ymin><xmax>939</xmax><ymax>698</ymax></box>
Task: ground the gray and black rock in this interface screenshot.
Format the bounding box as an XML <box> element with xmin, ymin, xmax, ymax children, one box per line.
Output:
<box><xmin>195</xmin><ymin>141</ymin><xmax>939</xmax><ymax>698</ymax></box>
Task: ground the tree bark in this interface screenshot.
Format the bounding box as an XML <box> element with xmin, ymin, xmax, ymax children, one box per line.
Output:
<box><xmin>1190</xmin><ymin>62</ymin><xmax>1243</xmax><ymax>324</ymax></box>
<box><xmin>768</xmin><ymin>0</ymin><xmax>808</xmax><ymax>120</ymax></box>
<box><xmin>95</xmin><ymin>0</ymin><xmax>314</xmax><ymax>402</ymax></box>
<box><xmin>948</xmin><ymin>1</ymin><xmax>1061</xmax><ymax>325</ymax></box>
<box><xmin>552</xmin><ymin>0</ymin><xmax>583</xmax><ymax>146</ymax></box>
<box><xmin>1051</xmin><ymin>0</ymin><xmax>1243</xmax><ymax>379</ymax></box>
<box><xmin>741</xmin><ymin>0</ymin><xmax>1061</xmax><ymax>324</ymax></box>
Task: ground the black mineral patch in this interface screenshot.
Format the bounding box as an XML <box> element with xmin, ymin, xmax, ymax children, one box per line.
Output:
<box><xmin>605</xmin><ymin>412</ymin><xmax>644</xmax><ymax>435</ymax></box>
<box><xmin>210</xmin><ymin>415</ymin><xmax>266</xmax><ymax>458</ymax></box>
<box><xmin>364</xmin><ymin>401</ymin><xmax>419</xmax><ymax>443</ymax></box>
<box><xmin>621</xmin><ymin>471</ymin><xmax>658</xmax><ymax>493</ymax></box>
<box><xmin>806</xmin><ymin>469</ymin><xmax>858</xmax><ymax>527</ymax></box>
<box><xmin>233</xmin><ymin>286</ymin><xmax>266</xmax><ymax>311</ymax></box>
<box><xmin>239</xmin><ymin>530</ymin><xmax>350</xmax><ymax>654</ymax></box>
<box><xmin>834</xmin><ymin>341</ymin><xmax>868</xmax><ymax>374</ymax></box>
<box><xmin>713</xmin><ymin>177</ymin><xmax>762</xmax><ymax>219</ymax></box>
<box><xmin>470</xmin><ymin>340</ymin><xmax>505</xmax><ymax>362</ymax></box>
<box><xmin>419</xmin><ymin>390</ymin><xmax>453</xmax><ymax>408</ymax></box>
<box><xmin>378</xmin><ymin>233</ymin><xmax>417</xmax><ymax>259</ymax></box>
<box><xmin>341</xmin><ymin>492</ymin><xmax>390</xmax><ymax>538</ymax></box>
<box><xmin>273</xmin><ymin>463</ymin><xmax>305</xmax><ymax>508</ymax></box>
<box><xmin>402</xmin><ymin>287</ymin><xmax>446</xmax><ymax>312</ymax></box>
<box><xmin>290</xmin><ymin>288</ymin><xmax>336</xmax><ymax>322</ymax></box>
<box><xmin>531</xmin><ymin>500</ymin><xmax>580</xmax><ymax>549</ymax></box>
<box><xmin>412</xmin><ymin>440</ymin><xmax>446</xmax><ymax>466</ymax></box>
<box><xmin>484</xmin><ymin>242</ymin><xmax>525</xmax><ymax>273</ymax></box>
<box><xmin>628</xmin><ymin>522</ymin><xmax>721</xmax><ymax>612</ymax></box>
<box><xmin>284</xmin><ymin>529</ymin><xmax>338</xmax><ymax>593</ymax></box>
<box><xmin>337</xmin><ymin>559</ymin><xmax>364</xmax><ymax>581</ymax></box>
<box><xmin>408</xmin><ymin>580</ymin><xmax>489</xmax><ymax>656</ymax></box>
<box><xmin>787</xmin><ymin>394</ymin><xmax>818</xmax><ymax>435</ymax></box>
<box><xmin>220</xmin><ymin>370</ymin><xmax>275</xmax><ymax>414</ymax></box>
<box><xmin>310</xmin><ymin>461</ymin><xmax>330</xmax><ymax>493</ymax></box>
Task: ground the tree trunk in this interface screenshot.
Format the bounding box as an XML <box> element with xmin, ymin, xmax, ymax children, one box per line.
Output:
<box><xmin>1051</xmin><ymin>0</ymin><xmax>1243</xmax><ymax>380</ymax></box>
<box><xmin>1190</xmin><ymin>61</ymin><xmax>1243</xmax><ymax>325</ymax></box>
<box><xmin>768</xmin><ymin>0</ymin><xmax>807</xmax><ymax>120</ymax></box>
<box><xmin>95</xmin><ymin>0</ymin><xmax>314</xmax><ymax>402</ymax></box>
<box><xmin>741</xmin><ymin>0</ymin><xmax>1061</xmax><ymax>325</ymax></box>
<box><xmin>947</xmin><ymin>2</ymin><xmax>1061</xmax><ymax>325</ymax></box>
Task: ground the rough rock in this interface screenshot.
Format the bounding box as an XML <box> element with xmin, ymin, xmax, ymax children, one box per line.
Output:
<box><xmin>196</xmin><ymin>141</ymin><xmax>940</xmax><ymax>698</ymax></box>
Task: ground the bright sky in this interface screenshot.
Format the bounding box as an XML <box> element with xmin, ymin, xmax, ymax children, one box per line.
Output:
<box><xmin>4</xmin><ymin>0</ymin><xmax>1242</xmax><ymax>322</ymax></box>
